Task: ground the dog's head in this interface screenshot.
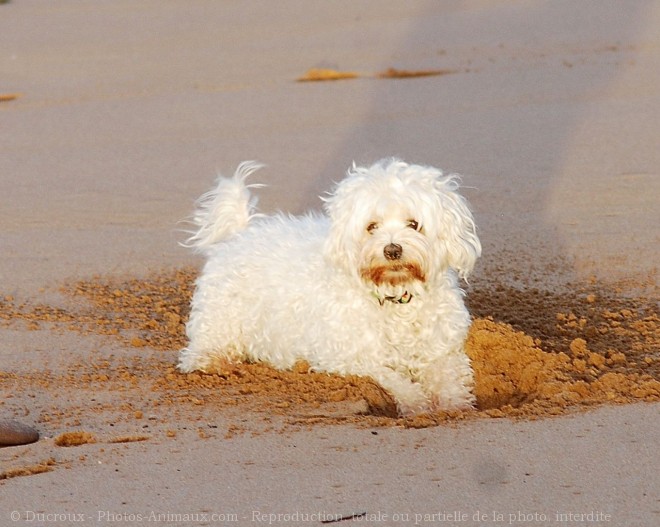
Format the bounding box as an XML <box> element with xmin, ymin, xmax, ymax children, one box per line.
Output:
<box><xmin>323</xmin><ymin>159</ymin><xmax>481</xmax><ymax>299</ymax></box>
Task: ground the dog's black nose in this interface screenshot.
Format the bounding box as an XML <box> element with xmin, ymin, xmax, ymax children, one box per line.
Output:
<box><xmin>383</xmin><ymin>243</ymin><xmax>403</xmax><ymax>261</ymax></box>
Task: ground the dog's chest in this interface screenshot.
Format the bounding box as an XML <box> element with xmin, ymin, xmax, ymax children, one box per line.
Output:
<box><xmin>375</xmin><ymin>305</ymin><xmax>431</xmax><ymax>366</ymax></box>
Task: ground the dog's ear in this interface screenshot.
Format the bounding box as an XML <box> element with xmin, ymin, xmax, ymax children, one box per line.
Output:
<box><xmin>433</xmin><ymin>176</ymin><xmax>481</xmax><ymax>280</ymax></box>
<box><xmin>321</xmin><ymin>178</ymin><xmax>362</xmax><ymax>276</ymax></box>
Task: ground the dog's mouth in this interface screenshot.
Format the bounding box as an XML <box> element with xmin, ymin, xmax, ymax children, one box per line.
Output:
<box><xmin>360</xmin><ymin>262</ymin><xmax>425</xmax><ymax>287</ymax></box>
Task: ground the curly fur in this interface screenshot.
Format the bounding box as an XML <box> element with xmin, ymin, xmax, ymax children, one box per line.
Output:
<box><xmin>178</xmin><ymin>158</ymin><xmax>481</xmax><ymax>415</ymax></box>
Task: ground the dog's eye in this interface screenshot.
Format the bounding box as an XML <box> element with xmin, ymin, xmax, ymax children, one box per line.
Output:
<box><xmin>366</xmin><ymin>222</ymin><xmax>379</xmax><ymax>234</ymax></box>
<box><xmin>407</xmin><ymin>219</ymin><xmax>420</xmax><ymax>231</ymax></box>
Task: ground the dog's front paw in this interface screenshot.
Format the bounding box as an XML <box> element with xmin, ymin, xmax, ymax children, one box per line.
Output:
<box><xmin>397</xmin><ymin>399</ymin><xmax>434</xmax><ymax>417</ymax></box>
<box><xmin>419</xmin><ymin>352</ymin><xmax>476</xmax><ymax>411</ymax></box>
<box><xmin>390</xmin><ymin>383</ymin><xmax>434</xmax><ymax>417</ymax></box>
<box><xmin>430</xmin><ymin>391</ymin><xmax>476</xmax><ymax>412</ymax></box>
<box><xmin>366</xmin><ymin>370</ymin><xmax>432</xmax><ymax>417</ymax></box>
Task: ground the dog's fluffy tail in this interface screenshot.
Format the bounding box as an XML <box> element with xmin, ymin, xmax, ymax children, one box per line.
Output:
<box><xmin>181</xmin><ymin>161</ymin><xmax>264</xmax><ymax>253</ymax></box>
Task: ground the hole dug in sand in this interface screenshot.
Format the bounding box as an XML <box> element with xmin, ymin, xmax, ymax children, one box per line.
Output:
<box><xmin>1</xmin><ymin>268</ymin><xmax>658</xmax><ymax>429</ymax></box>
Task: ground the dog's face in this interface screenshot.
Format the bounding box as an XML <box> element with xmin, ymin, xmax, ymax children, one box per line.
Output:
<box><xmin>358</xmin><ymin>201</ymin><xmax>429</xmax><ymax>292</ymax></box>
<box><xmin>323</xmin><ymin>159</ymin><xmax>481</xmax><ymax>299</ymax></box>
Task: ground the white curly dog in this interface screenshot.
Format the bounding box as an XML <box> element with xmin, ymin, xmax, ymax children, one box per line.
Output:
<box><xmin>178</xmin><ymin>159</ymin><xmax>481</xmax><ymax>415</ymax></box>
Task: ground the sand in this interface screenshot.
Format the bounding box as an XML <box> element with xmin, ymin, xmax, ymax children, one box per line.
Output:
<box><xmin>1</xmin><ymin>0</ymin><xmax>659</xmax><ymax>524</ymax></box>
<box><xmin>1</xmin><ymin>268</ymin><xmax>657</xmax><ymax>431</ymax></box>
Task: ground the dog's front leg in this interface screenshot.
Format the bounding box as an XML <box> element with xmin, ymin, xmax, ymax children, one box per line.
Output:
<box><xmin>359</xmin><ymin>366</ymin><xmax>432</xmax><ymax>416</ymax></box>
<box><xmin>418</xmin><ymin>351</ymin><xmax>476</xmax><ymax>411</ymax></box>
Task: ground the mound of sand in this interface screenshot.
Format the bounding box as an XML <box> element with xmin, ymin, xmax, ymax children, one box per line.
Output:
<box><xmin>54</xmin><ymin>431</ymin><xmax>97</xmax><ymax>447</ymax></box>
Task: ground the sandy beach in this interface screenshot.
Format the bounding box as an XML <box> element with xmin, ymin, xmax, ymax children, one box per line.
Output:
<box><xmin>1</xmin><ymin>1</ymin><xmax>658</xmax><ymax>525</ymax></box>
